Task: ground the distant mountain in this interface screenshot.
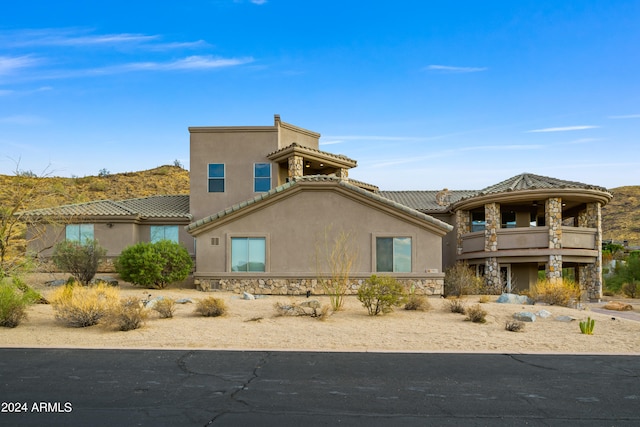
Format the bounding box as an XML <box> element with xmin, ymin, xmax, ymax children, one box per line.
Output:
<box><xmin>602</xmin><ymin>186</ymin><xmax>640</xmax><ymax>247</ymax></box>
<box><xmin>2</xmin><ymin>166</ymin><xmax>637</xmax><ymax>246</ymax></box>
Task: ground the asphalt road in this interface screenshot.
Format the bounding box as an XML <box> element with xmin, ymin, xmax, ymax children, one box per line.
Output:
<box><xmin>0</xmin><ymin>349</ymin><xmax>638</xmax><ymax>426</ymax></box>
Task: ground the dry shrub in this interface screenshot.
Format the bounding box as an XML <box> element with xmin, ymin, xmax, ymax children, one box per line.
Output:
<box><xmin>478</xmin><ymin>295</ymin><xmax>490</xmax><ymax>304</ymax></box>
<box><xmin>444</xmin><ymin>262</ymin><xmax>483</xmax><ymax>297</ymax></box>
<box><xmin>622</xmin><ymin>282</ymin><xmax>640</xmax><ymax>298</ymax></box>
<box><xmin>50</xmin><ymin>283</ymin><xmax>119</xmax><ymax>327</ymax></box>
<box><xmin>195</xmin><ymin>297</ymin><xmax>226</xmax><ymax>317</ymax></box>
<box><xmin>404</xmin><ymin>294</ymin><xmax>430</xmax><ymax>311</ymax></box>
<box><xmin>104</xmin><ymin>297</ymin><xmax>148</xmax><ymax>331</ymax></box>
<box><xmin>445</xmin><ymin>298</ymin><xmax>466</xmax><ymax>314</ymax></box>
<box><xmin>465</xmin><ymin>304</ymin><xmax>487</xmax><ymax>323</ymax></box>
<box><xmin>153</xmin><ymin>298</ymin><xmax>176</xmax><ymax>318</ymax></box>
<box><xmin>505</xmin><ymin>320</ymin><xmax>525</xmax><ymax>332</ymax></box>
<box><xmin>274</xmin><ymin>301</ymin><xmax>331</xmax><ymax>320</ymax></box>
<box><xmin>532</xmin><ymin>279</ymin><xmax>581</xmax><ymax>307</ymax></box>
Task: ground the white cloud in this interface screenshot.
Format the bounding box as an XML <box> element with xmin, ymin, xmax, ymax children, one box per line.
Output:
<box><xmin>2</xmin><ymin>29</ymin><xmax>158</xmax><ymax>47</ymax></box>
<box><xmin>251</xmin><ymin>0</ymin><xmax>268</xmax><ymax>4</ymax></box>
<box><xmin>568</xmin><ymin>138</ymin><xmax>600</xmax><ymax>145</ymax></box>
<box><xmin>608</xmin><ymin>114</ymin><xmax>640</xmax><ymax>119</ymax></box>
<box><xmin>425</xmin><ymin>64</ymin><xmax>488</xmax><ymax>73</ymax></box>
<box><xmin>0</xmin><ymin>55</ymin><xmax>40</xmax><ymax>75</ymax></box>
<box><xmin>94</xmin><ymin>55</ymin><xmax>254</xmax><ymax>73</ymax></box>
<box><xmin>526</xmin><ymin>125</ymin><xmax>599</xmax><ymax>133</ymax></box>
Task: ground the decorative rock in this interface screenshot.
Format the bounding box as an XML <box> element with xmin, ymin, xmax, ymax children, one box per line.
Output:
<box><xmin>175</xmin><ymin>298</ymin><xmax>193</xmax><ymax>304</ymax></box>
<box><xmin>513</xmin><ymin>312</ymin><xmax>536</xmax><ymax>322</ymax></box>
<box><xmin>299</xmin><ymin>300</ymin><xmax>321</xmax><ymax>309</ymax></box>
<box><xmin>603</xmin><ymin>301</ymin><xmax>633</xmax><ymax>311</ymax></box>
<box><xmin>555</xmin><ymin>315</ymin><xmax>576</xmax><ymax>322</ymax></box>
<box><xmin>45</xmin><ymin>279</ymin><xmax>66</xmax><ymax>287</ymax></box>
<box><xmin>536</xmin><ymin>309</ymin><xmax>552</xmax><ymax>319</ymax></box>
<box><xmin>93</xmin><ymin>276</ymin><xmax>119</xmax><ymax>286</ymax></box>
<box><xmin>243</xmin><ymin>291</ymin><xmax>255</xmax><ymax>300</ymax></box>
<box><xmin>497</xmin><ymin>293</ymin><xmax>533</xmax><ymax>305</ymax></box>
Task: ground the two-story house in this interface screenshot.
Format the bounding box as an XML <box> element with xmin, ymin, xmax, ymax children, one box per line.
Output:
<box><xmin>22</xmin><ymin>115</ymin><xmax>612</xmax><ymax>299</ymax></box>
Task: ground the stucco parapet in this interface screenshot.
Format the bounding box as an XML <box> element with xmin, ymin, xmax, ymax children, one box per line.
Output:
<box><xmin>188</xmin><ymin>126</ymin><xmax>277</xmax><ymax>133</ymax></box>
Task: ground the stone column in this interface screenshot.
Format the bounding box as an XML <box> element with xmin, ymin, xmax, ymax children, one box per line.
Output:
<box><xmin>584</xmin><ymin>202</ymin><xmax>603</xmax><ymax>300</ymax></box>
<box><xmin>336</xmin><ymin>168</ymin><xmax>349</xmax><ymax>180</ymax></box>
<box><xmin>484</xmin><ymin>203</ymin><xmax>501</xmax><ymax>292</ymax></box>
<box><xmin>288</xmin><ymin>155</ymin><xmax>303</xmax><ymax>180</ymax></box>
<box><xmin>455</xmin><ymin>210</ymin><xmax>470</xmax><ymax>256</ymax></box>
<box><xmin>545</xmin><ymin>197</ymin><xmax>563</xmax><ymax>284</ymax></box>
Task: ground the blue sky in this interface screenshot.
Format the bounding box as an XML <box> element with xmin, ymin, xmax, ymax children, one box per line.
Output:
<box><xmin>1</xmin><ymin>0</ymin><xmax>638</xmax><ymax>190</ymax></box>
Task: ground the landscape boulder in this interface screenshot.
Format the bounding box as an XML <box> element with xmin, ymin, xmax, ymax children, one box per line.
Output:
<box><xmin>603</xmin><ymin>301</ymin><xmax>633</xmax><ymax>311</ymax></box>
<box><xmin>513</xmin><ymin>311</ymin><xmax>536</xmax><ymax>322</ymax></box>
<box><xmin>497</xmin><ymin>293</ymin><xmax>533</xmax><ymax>305</ymax></box>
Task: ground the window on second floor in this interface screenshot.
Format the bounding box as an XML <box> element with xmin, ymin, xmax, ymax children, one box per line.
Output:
<box><xmin>376</xmin><ymin>237</ymin><xmax>411</xmax><ymax>273</ymax></box>
<box><xmin>150</xmin><ymin>225</ymin><xmax>179</xmax><ymax>243</ymax></box>
<box><xmin>65</xmin><ymin>224</ymin><xmax>94</xmax><ymax>243</ymax></box>
<box><xmin>208</xmin><ymin>163</ymin><xmax>225</xmax><ymax>193</ymax></box>
<box><xmin>254</xmin><ymin>163</ymin><xmax>271</xmax><ymax>192</ymax></box>
<box><xmin>471</xmin><ymin>211</ymin><xmax>486</xmax><ymax>232</ymax></box>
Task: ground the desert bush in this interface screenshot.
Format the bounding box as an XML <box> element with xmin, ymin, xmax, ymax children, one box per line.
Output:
<box><xmin>445</xmin><ymin>298</ymin><xmax>466</xmax><ymax>314</ymax></box>
<box><xmin>357</xmin><ymin>275</ymin><xmax>406</xmax><ymax>316</ymax></box>
<box><xmin>465</xmin><ymin>304</ymin><xmax>487</xmax><ymax>323</ymax></box>
<box><xmin>444</xmin><ymin>262</ymin><xmax>482</xmax><ymax>297</ymax></box>
<box><xmin>50</xmin><ymin>282</ymin><xmax>119</xmax><ymax>327</ymax></box>
<box><xmin>195</xmin><ymin>297</ymin><xmax>226</xmax><ymax>317</ymax></box>
<box><xmin>505</xmin><ymin>320</ymin><xmax>525</xmax><ymax>332</ymax></box>
<box><xmin>531</xmin><ymin>278</ymin><xmax>581</xmax><ymax>307</ymax></box>
<box><xmin>152</xmin><ymin>298</ymin><xmax>176</xmax><ymax>318</ymax></box>
<box><xmin>52</xmin><ymin>239</ymin><xmax>107</xmax><ymax>285</ymax></box>
<box><xmin>0</xmin><ymin>282</ymin><xmax>33</xmax><ymax>327</ymax></box>
<box><xmin>104</xmin><ymin>297</ymin><xmax>148</xmax><ymax>331</ymax></box>
<box><xmin>622</xmin><ymin>282</ymin><xmax>639</xmax><ymax>298</ymax></box>
<box><xmin>274</xmin><ymin>301</ymin><xmax>331</xmax><ymax>320</ymax></box>
<box><xmin>404</xmin><ymin>294</ymin><xmax>430</xmax><ymax>311</ymax></box>
<box><xmin>478</xmin><ymin>295</ymin><xmax>490</xmax><ymax>303</ymax></box>
<box><xmin>115</xmin><ymin>240</ymin><xmax>193</xmax><ymax>289</ymax></box>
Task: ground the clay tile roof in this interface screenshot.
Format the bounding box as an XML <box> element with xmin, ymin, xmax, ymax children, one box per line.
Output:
<box><xmin>378</xmin><ymin>190</ymin><xmax>477</xmax><ymax>212</ymax></box>
<box><xmin>475</xmin><ymin>173</ymin><xmax>610</xmax><ymax>196</ymax></box>
<box><xmin>266</xmin><ymin>142</ymin><xmax>357</xmax><ymax>164</ymax></box>
<box><xmin>21</xmin><ymin>195</ymin><xmax>191</xmax><ymax>219</ymax></box>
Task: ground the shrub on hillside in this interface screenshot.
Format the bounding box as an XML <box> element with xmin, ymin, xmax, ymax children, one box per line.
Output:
<box><xmin>444</xmin><ymin>262</ymin><xmax>483</xmax><ymax>297</ymax></box>
<box><xmin>52</xmin><ymin>239</ymin><xmax>107</xmax><ymax>285</ymax></box>
<box><xmin>357</xmin><ymin>275</ymin><xmax>406</xmax><ymax>316</ymax></box>
<box><xmin>531</xmin><ymin>278</ymin><xmax>581</xmax><ymax>307</ymax></box>
<box><xmin>115</xmin><ymin>240</ymin><xmax>193</xmax><ymax>289</ymax></box>
<box><xmin>50</xmin><ymin>282</ymin><xmax>119</xmax><ymax>327</ymax></box>
<box><xmin>195</xmin><ymin>297</ymin><xmax>226</xmax><ymax>317</ymax></box>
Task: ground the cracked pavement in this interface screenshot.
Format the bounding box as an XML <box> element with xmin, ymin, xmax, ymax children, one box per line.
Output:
<box><xmin>1</xmin><ymin>349</ymin><xmax>639</xmax><ymax>426</ymax></box>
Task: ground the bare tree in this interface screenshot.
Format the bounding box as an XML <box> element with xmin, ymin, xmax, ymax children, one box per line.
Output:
<box><xmin>314</xmin><ymin>225</ymin><xmax>360</xmax><ymax>311</ymax></box>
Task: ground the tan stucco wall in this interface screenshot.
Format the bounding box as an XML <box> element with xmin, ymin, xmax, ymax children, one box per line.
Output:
<box><xmin>432</xmin><ymin>212</ymin><xmax>457</xmax><ymax>270</ymax></box>
<box><xmin>193</xmin><ymin>189</ymin><xmax>444</xmax><ymax>278</ymax></box>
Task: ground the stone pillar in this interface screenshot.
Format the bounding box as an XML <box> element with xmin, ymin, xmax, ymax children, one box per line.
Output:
<box><xmin>484</xmin><ymin>203</ymin><xmax>501</xmax><ymax>292</ymax></box>
<box><xmin>288</xmin><ymin>155</ymin><xmax>303</xmax><ymax>180</ymax></box>
<box><xmin>336</xmin><ymin>168</ymin><xmax>349</xmax><ymax>180</ymax></box>
<box><xmin>584</xmin><ymin>202</ymin><xmax>603</xmax><ymax>300</ymax></box>
<box><xmin>545</xmin><ymin>197</ymin><xmax>563</xmax><ymax>284</ymax></box>
<box><xmin>455</xmin><ymin>210</ymin><xmax>470</xmax><ymax>255</ymax></box>
<box><xmin>484</xmin><ymin>203</ymin><xmax>500</xmax><ymax>252</ymax></box>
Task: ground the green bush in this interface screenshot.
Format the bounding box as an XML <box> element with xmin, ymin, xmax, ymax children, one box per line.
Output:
<box><xmin>0</xmin><ymin>281</ymin><xmax>33</xmax><ymax>328</ymax></box>
<box><xmin>195</xmin><ymin>297</ymin><xmax>226</xmax><ymax>317</ymax></box>
<box><xmin>444</xmin><ymin>262</ymin><xmax>483</xmax><ymax>297</ymax></box>
<box><xmin>115</xmin><ymin>240</ymin><xmax>193</xmax><ymax>289</ymax></box>
<box><xmin>52</xmin><ymin>239</ymin><xmax>107</xmax><ymax>285</ymax></box>
<box><xmin>622</xmin><ymin>282</ymin><xmax>640</xmax><ymax>298</ymax></box>
<box><xmin>357</xmin><ymin>275</ymin><xmax>406</xmax><ymax>316</ymax></box>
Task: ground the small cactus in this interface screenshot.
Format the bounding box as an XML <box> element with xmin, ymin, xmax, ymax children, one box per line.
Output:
<box><xmin>579</xmin><ymin>317</ymin><xmax>595</xmax><ymax>335</ymax></box>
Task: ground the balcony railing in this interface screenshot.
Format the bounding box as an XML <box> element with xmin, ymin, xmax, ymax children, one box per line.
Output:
<box><xmin>460</xmin><ymin>226</ymin><xmax>597</xmax><ymax>254</ymax></box>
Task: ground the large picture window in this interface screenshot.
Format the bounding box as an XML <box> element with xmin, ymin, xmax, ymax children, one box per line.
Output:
<box><xmin>150</xmin><ymin>225</ymin><xmax>179</xmax><ymax>243</ymax></box>
<box><xmin>254</xmin><ymin>163</ymin><xmax>271</xmax><ymax>192</ymax></box>
<box><xmin>376</xmin><ymin>237</ymin><xmax>411</xmax><ymax>273</ymax></box>
<box><xmin>208</xmin><ymin>163</ymin><xmax>225</xmax><ymax>193</ymax></box>
<box><xmin>231</xmin><ymin>237</ymin><xmax>266</xmax><ymax>272</ymax></box>
<box><xmin>65</xmin><ymin>224</ymin><xmax>94</xmax><ymax>243</ymax></box>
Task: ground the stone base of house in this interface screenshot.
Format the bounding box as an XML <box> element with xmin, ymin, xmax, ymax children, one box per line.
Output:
<box><xmin>194</xmin><ymin>276</ymin><xmax>444</xmax><ymax>296</ymax></box>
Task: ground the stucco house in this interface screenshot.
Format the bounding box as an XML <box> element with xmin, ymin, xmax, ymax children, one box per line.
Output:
<box><xmin>22</xmin><ymin>115</ymin><xmax>612</xmax><ymax>299</ymax></box>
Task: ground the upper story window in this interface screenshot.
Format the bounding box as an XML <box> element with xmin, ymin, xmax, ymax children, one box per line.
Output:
<box><xmin>254</xmin><ymin>163</ymin><xmax>271</xmax><ymax>192</ymax></box>
<box><xmin>66</xmin><ymin>224</ymin><xmax>94</xmax><ymax>243</ymax></box>
<box><xmin>376</xmin><ymin>237</ymin><xmax>412</xmax><ymax>273</ymax></box>
<box><xmin>150</xmin><ymin>225</ymin><xmax>179</xmax><ymax>243</ymax></box>
<box><xmin>471</xmin><ymin>211</ymin><xmax>486</xmax><ymax>232</ymax></box>
<box><xmin>501</xmin><ymin>211</ymin><xmax>516</xmax><ymax>228</ymax></box>
<box><xmin>208</xmin><ymin>163</ymin><xmax>225</xmax><ymax>193</ymax></box>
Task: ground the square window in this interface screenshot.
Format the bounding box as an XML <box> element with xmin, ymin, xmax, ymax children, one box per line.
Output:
<box><xmin>376</xmin><ymin>237</ymin><xmax>411</xmax><ymax>273</ymax></box>
<box><xmin>208</xmin><ymin>163</ymin><xmax>225</xmax><ymax>193</ymax></box>
<box><xmin>231</xmin><ymin>237</ymin><xmax>266</xmax><ymax>272</ymax></box>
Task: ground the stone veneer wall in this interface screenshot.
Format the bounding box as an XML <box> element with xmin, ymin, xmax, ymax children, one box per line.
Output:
<box><xmin>455</xmin><ymin>210</ymin><xmax>470</xmax><ymax>255</ymax></box>
<box><xmin>545</xmin><ymin>197</ymin><xmax>563</xmax><ymax>284</ymax></box>
<box><xmin>288</xmin><ymin>155</ymin><xmax>303</xmax><ymax>179</ymax></box>
<box><xmin>483</xmin><ymin>203</ymin><xmax>501</xmax><ymax>291</ymax></box>
<box><xmin>578</xmin><ymin>202</ymin><xmax>603</xmax><ymax>300</ymax></box>
<box><xmin>194</xmin><ymin>277</ymin><xmax>444</xmax><ymax>296</ymax></box>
